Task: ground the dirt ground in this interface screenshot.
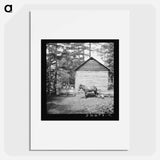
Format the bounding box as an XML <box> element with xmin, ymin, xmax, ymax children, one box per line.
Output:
<box><xmin>47</xmin><ymin>94</ymin><xmax>114</xmax><ymax>115</ymax></box>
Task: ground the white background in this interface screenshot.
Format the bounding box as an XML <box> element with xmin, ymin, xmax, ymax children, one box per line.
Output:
<box><xmin>0</xmin><ymin>0</ymin><xmax>160</xmax><ymax>159</ymax></box>
<box><xmin>31</xmin><ymin>10</ymin><xmax>129</xmax><ymax>150</ymax></box>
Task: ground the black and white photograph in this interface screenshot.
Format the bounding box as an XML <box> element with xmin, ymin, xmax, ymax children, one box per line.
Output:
<box><xmin>31</xmin><ymin>10</ymin><xmax>129</xmax><ymax>149</ymax></box>
<box><xmin>41</xmin><ymin>40</ymin><xmax>119</xmax><ymax>120</ymax></box>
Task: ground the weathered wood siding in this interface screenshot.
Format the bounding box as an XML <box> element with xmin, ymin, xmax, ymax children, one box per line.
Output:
<box><xmin>75</xmin><ymin>71</ymin><xmax>109</xmax><ymax>94</ymax></box>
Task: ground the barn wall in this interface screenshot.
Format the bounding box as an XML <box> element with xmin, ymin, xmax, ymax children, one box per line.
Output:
<box><xmin>75</xmin><ymin>71</ymin><xmax>109</xmax><ymax>94</ymax></box>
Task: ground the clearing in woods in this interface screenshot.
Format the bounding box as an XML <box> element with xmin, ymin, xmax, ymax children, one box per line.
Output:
<box><xmin>47</xmin><ymin>94</ymin><xmax>114</xmax><ymax>115</ymax></box>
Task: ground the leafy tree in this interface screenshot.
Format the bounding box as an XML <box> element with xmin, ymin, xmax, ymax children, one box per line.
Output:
<box><xmin>46</xmin><ymin>43</ymin><xmax>89</xmax><ymax>96</ymax></box>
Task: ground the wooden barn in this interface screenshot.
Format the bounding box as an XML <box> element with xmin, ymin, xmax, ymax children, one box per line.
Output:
<box><xmin>75</xmin><ymin>57</ymin><xmax>110</xmax><ymax>94</ymax></box>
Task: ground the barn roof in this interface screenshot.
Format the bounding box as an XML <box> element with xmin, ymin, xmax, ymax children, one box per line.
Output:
<box><xmin>75</xmin><ymin>57</ymin><xmax>110</xmax><ymax>71</ymax></box>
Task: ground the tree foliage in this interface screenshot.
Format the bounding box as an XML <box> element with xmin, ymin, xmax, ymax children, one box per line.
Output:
<box><xmin>46</xmin><ymin>43</ymin><xmax>89</xmax><ymax>95</ymax></box>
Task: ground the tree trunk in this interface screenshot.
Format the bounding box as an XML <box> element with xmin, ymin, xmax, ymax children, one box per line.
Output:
<box><xmin>48</xmin><ymin>53</ymin><xmax>51</xmax><ymax>95</ymax></box>
<box><xmin>53</xmin><ymin>46</ymin><xmax>58</xmax><ymax>95</ymax></box>
<box><xmin>54</xmin><ymin>68</ymin><xmax>57</xmax><ymax>95</ymax></box>
<box><xmin>89</xmin><ymin>43</ymin><xmax>91</xmax><ymax>57</ymax></box>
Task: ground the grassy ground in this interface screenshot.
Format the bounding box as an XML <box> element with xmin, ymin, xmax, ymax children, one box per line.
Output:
<box><xmin>47</xmin><ymin>94</ymin><xmax>114</xmax><ymax>115</ymax></box>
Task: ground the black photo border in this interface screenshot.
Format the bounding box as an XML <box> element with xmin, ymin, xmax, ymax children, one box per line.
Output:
<box><xmin>41</xmin><ymin>39</ymin><xmax>119</xmax><ymax>121</ymax></box>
